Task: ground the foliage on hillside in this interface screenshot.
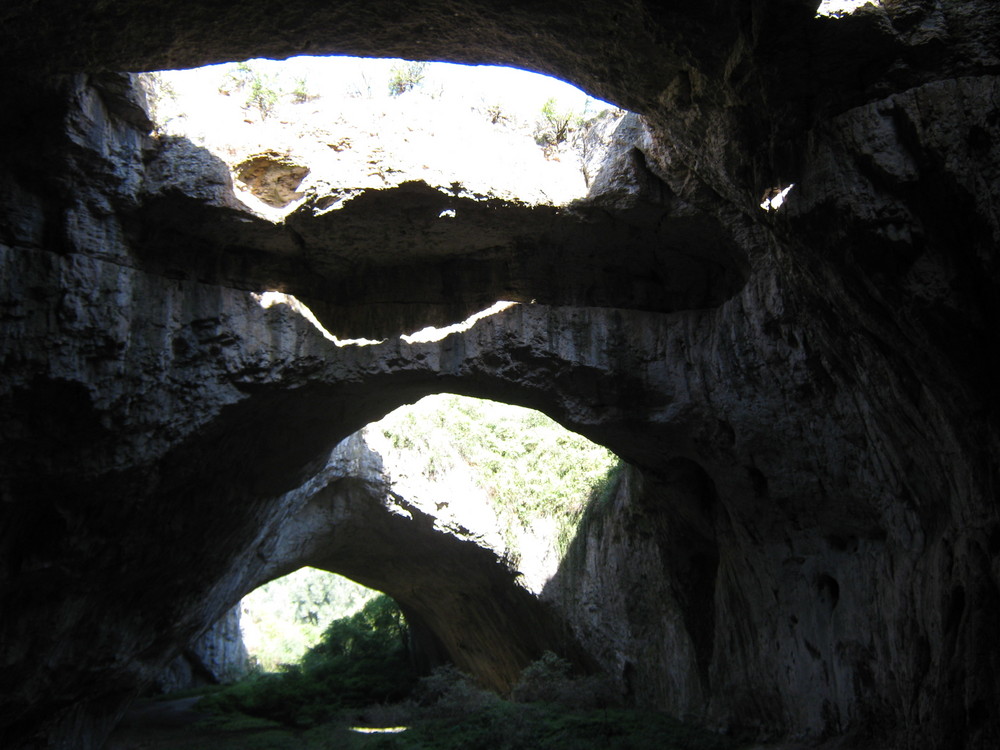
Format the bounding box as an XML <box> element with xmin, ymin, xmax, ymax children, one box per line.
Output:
<box><xmin>373</xmin><ymin>394</ymin><xmax>620</xmax><ymax>553</ymax></box>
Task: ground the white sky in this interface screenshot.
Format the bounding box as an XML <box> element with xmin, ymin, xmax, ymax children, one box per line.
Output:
<box><xmin>160</xmin><ymin>55</ymin><xmax>610</xmax><ymax>122</ymax></box>
<box><xmin>816</xmin><ymin>0</ymin><xmax>877</xmax><ymax>17</ymax></box>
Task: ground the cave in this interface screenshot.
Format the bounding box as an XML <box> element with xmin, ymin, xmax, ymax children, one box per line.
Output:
<box><xmin>1</xmin><ymin>1</ymin><xmax>999</xmax><ymax>748</ymax></box>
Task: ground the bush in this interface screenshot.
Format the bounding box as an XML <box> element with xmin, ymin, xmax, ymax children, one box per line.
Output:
<box><xmin>535</xmin><ymin>97</ymin><xmax>579</xmax><ymax>148</ymax></box>
<box><xmin>414</xmin><ymin>665</ymin><xmax>500</xmax><ymax>716</ymax></box>
<box><xmin>388</xmin><ymin>61</ymin><xmax>427</xmax><ymax>96</ymax></box>
<box><xmin>221</xmin><ymin>62</ymin><xmax>281</xmax><ymax>119</ymax></box>
<box><xmin>512</xmin><ymin>651</ymin><xmax>615</xmax><ymax>710</ymax></box>
<box><xmin>291</xmin><ymin>76</ymin><xmax>313</xmax><ymax>103</ymax></box>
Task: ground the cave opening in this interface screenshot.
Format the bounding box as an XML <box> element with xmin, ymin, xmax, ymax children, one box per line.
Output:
<box><xmin>140</xmin><ymin>55</ymin><xmax>620</xmax><ymax>218</ymax></box>
<box><xmin>240</xmin><ymin>566</ymin><xmax>382</xmax><ymax>672</ymax></box>
<box><xmin>135</xmin><ymin>394</ymin><xmax>632</xmax><ymax>744</ymax></box>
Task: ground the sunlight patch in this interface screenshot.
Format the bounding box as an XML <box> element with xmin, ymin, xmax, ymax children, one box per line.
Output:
<box><xmin>401</xmin><ymin>301</ymin><xmax>516</xmax><ymax>343</ymax></box>
<box><xmin>816</xmin><ymin>0</ymin><xmax>877</xmax><ymax>17</ymax></box>
<box><xmin>759</xmin><ymin>184</ymin><xmax>794</xmax><ymax>212</ymax></box>
<box><xmin>349</xmin><ymin>726</ymin><xmax>409</xmax><ymax>734</ymax></box>
<box><xmin>252</xmin><ymin>291</ymin><xmax>384</xmax><ymax>346</ymax></box>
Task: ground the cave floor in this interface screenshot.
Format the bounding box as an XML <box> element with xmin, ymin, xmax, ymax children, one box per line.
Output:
<box><xmin>105</xmin><ymin>694</ymin><xmax>764</xmax><ymax>750</ymax></box>
<box><xmin>106</xmin><ymin>696</ymin><xmax>355</xmax><ymax>750</ymax></box>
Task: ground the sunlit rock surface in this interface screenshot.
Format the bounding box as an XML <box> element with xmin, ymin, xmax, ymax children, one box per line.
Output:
<box><xmin>1</xmin><ymin>1</ymin><xmax>999</xmax><ymax>748</ymax></box>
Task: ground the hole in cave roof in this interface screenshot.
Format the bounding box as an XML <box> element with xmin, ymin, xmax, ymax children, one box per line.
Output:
<box><xmin>140</xmin><ymin>56</ymin><xmax>622</xmax><ymax>219</ymax></box>
<box><xmin>815</xmin><ymin>0</ymin><xmax>879</xmax><ymax>18</ymax></box>
<box><xmin>252</xmin><ymin>291</ymin><xmax>516</xmax><ymax>346</ymax></box>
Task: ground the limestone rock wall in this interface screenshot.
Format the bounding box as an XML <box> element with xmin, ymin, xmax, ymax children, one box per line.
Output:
<box><xmin>154</xmin><ymin>604</ymin><xmax>249</xmax><ymax>694</ymax></box>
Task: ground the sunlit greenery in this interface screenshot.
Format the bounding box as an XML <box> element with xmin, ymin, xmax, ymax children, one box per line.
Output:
<box><xmin>373</xmin><ymin>394</ymin><xmax>620</xmax><ymax>557</ymax></box>
<box><xmin>388</xmin><ymin>61</ymin><xmax>428</xmax><ymax>96</ymax></box>
<box><xmin>205</xmin><ymin>595</ymin><xmax>417</xmax><ymax>727</ymax></box>
<box><xmin>242</xmin><ymin>567</ymin><xmax>379</xmax><ymax>671</ymax></box>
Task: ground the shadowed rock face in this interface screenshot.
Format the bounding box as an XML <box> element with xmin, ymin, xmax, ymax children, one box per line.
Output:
<box><xmin>134</xmin><ymin>133</ymin><xmax>748</xmax><ymax>338</ymax></box>
<box><xmin>0</xmin><ymin>1</ymin><xmax>999</xmax><ymax>749</ymax></box>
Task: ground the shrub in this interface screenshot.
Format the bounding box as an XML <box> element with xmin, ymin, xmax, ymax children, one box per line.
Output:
<box><xmin>221</xmin><ymin>62</ymin><xmax>280</xmax><ymax>119</ymax></box>
<box><xmin>388</xmin><ymin>61</ymin><xmax>427</xmax><ymax>96</ymax></box>
<box><xmin>291</xmin><ymin>76</ymin><xmax>312</xmax><ymax>103</ymax></box>
<box><xmin>535</xmin><ymin>97</ymin><xmax>578</xmax><ymax>147</ymax></box>
<box><xmin>512</xmin><ymin>651</ymin><xmax>617</xmax><ymax>710</ymax></box>
<box><xmin>482</xmin><ymin>102</ymin><xmax>509</xmax><ymax>125</ymax></box>
<box><xmin>414</xmin><ymin>664</ymin><xmax>500</xmax><ymax>716</ymax></box>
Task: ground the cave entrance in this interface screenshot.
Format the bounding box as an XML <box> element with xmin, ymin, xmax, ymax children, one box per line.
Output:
<box><xmin>227</xmin><ymin>394</ymin><xmax>620</xmax><ymax>688</ymax></box>
<box><xmin>241</xmin><ymin>566</ymin><xmax>382</xmax><ymax>671</ymax></box>
<box><xmin>196</xmin><ymin>394</ymin><xmax>623</xmax><ymax>732</ymax></box>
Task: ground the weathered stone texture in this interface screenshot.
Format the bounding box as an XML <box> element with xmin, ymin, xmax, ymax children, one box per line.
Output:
<box><xmin>155</xmin><ymin>604</ymin><xmax>249</xmax><ymax>694</ymax></box>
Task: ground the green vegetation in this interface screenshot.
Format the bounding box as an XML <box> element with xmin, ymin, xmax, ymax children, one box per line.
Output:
<box><xmin>291</xmin><ymin>76</ymin><xmax>313</xmax><ymax>103</ymax></box>
<box><xmin>203</xmin><ymin>595</ymin><xmax>416</xmax><ymax>727</ymax></box>
<box><xmin>217</xmin><ymin>61</ymin><xmax>319</xmax><ymax>118</ymax></box>
<box><xmin>182</xmin><ymin>651</ymin><xmax>739</xmax><ymax>750</ymax></box>
<box><xmin>243</xmin><ymin>567</ymin><xmax>379</xmax><ymax>670</ymax></box>
<box><xmin>219</xmin><ymin>61</ymin><xmax>282</xmax><ymax>118</ymax></box>
<box><xmin>373</xmin><ymin>394</ymin><xmax>621</xmax><ymax>557</ymax></box>
<box><xmin>395</xmin><ymin>704</ymin><xmax>738</xmax><ymax>750</ymax></box>
<box><xmin>537</xmin><ymin>97</ymin><xmax>578</xmax><ymax>146</ymax></box>
<box><xmin>388</xmin><ymin>61</ymin><xmax>427</xmax><ymax>96</ymax></box>
<box><xmin>534</xmin><ymin>96</ymin><xmax>616</xmax><ymax>169</ymax></box>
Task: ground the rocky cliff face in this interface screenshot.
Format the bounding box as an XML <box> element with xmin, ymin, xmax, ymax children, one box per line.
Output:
<box><xmin>154</xmin><ymin>604</ymin><xmax>249</xmax><ymax>694</ymax></box>
<box><xmin>0</xmin><ymin>1</ymin><xmax>998</xmax><ymax>749</ymax></box>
